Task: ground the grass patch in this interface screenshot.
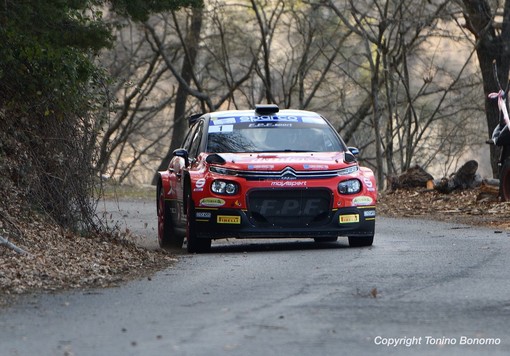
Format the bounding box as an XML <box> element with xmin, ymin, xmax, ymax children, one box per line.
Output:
<box><xmin>101</xmin><ymin>183</ymin><xmax>156</xmax><ymax>200</ymax></box>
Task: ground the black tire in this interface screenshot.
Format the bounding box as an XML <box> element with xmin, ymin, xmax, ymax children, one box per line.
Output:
<box><xmin>314</xmin><ymin>236</ymin><xmax>338</xmax><ymax>243</ymax></box>
<box><xmin>348</xmin><ymin>235</ymin><xmax>374</xmax><ymax>247</ymax></box>
<box><xmin>185</xmin><ymin>191</ymin><xmax>211</xmax><ymax>253</ymax></box>
<box><xmin>157</xmin><ymin>184</ymin><xmax>184</xmax><ymax>248</ymax></box>
<box><xmin>500</xmin><ymin>159</ymin><xmax>510</xmax><ymax>201</ymax></box>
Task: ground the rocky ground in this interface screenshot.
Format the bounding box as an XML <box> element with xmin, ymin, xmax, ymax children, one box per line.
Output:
<box><xmin>1</xmin><ymin>185</ymin><xmax>509</xmax><ymax>306</ymax></box>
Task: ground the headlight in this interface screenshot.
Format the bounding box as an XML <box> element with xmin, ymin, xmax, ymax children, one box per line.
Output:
<box><xmin>337</xmin><ymin>166</ymin><xmax>359</xmax><ymax>175</ymax></box>
<box><xmin>338</xmin><ymin>179</ymin><xmax>361</xmax><ymax>194</ymax></box>
<box><xmin>211</xmin><ymin>180</ymin><xmax>239</xmax><ymax>195</ymax></box>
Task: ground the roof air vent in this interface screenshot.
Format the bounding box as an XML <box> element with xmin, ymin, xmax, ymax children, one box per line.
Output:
<box><xmin>255</xmin><ymin>104</ymin><xmax>279</xmax><ymax>115</ymax></box>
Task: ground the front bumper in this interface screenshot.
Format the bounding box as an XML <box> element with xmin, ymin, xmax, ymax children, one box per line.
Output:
<box><xmin>192</xmin><ymin>206</ymin><xmax>375</xmax><ymax>240</ymax></box>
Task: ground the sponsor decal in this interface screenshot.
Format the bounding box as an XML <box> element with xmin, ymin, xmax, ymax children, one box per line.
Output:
<box><xmin>363</xmin><ymin>178</ymin><xmax>374</xmax><ymax>189</ymax></box>
<box><xmin>239</xmin><ymin>115</ymin><xmax>300</xmax><ymax>122</ymax></box>
<box><xmin>194</xmin><ymin>178</ymin><xmax>206</xmax><ymax>191</ymax></box>
<box><xmin>339</xmin><ymin>214</ymin><xmax>360</xmax><ymax>224</ymax></box>
<box><xmin>208</xmin><ymin>124</ymin><xmax>234</xmax><ymax>133</ymax></box>
<box><xmin>210</xmin><ymin>117</ymin><xmax>237</xmax><ymax>125</ymax></box>
<box><xmin>200</xmin><ymin>197</ymin><xmax>226</xmax><ymax>207</ymax></box>
<box><xmin>208</xmin><ymin>116</ymin><xmax>326</xmax><ymax>125</ymax></box>
<box><xmin>270</xmin><ymin>181</ymin><xmax>307</xmax><ymax>187</ymax></box>
<box><xmin>303</xmin><ymin>164</ymin><xmax>329</xmax><ymax>170</ymax></box>
<box><xmin>196</xmin><ymin>211</ymin><xmax>212</xmax><ymax>219</ymax></box>
<box><xmin>217</xmin><ymin>215</ymin><xmax>241</xmax><ymax>224</ymax></box>
<box><xmin>195</xmin><ymin>178</ymin><xmax>206</xmax><ymax>189</ymax></box>
<box><xmin>352</xmin><ymin>196</ymin><xmax>374</xmax><ymax>206</ymax></box>
<box><xmin>248</xmin><ymin>164</ymin><xmax>275</xmax><ymax>170</ymax></box>
<box><xmin>255</xmin><ymin>156</ymin><xmax>313</xmax><ymax>162</ymax></box>
<box><xmin>248</xmin><ymin>123</ymin><xmax>292</xmax><ymax>128</ymax></box>
<box><xmin>363</xmin><ymin>210</ymin><xmax>376</xmax><ymax>217</ymax></box>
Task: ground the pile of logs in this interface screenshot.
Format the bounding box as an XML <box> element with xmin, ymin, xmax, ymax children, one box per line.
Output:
<box><xmin>388</xmin><ymin>160</ymin><xmax>500</xmax><ymax>200</ymax></box>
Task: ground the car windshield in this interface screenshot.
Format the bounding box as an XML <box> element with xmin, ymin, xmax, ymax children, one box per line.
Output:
<box><xmin>207</xmin><ymin>116</ymin><xmax>345</xmax><ymax>153</ymax></box>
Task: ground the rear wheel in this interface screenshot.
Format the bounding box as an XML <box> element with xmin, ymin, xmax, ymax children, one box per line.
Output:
<box><xmin>185</xmin><ymin>191</ymin><xmax>211</xmax><ymax>253</ymax></box>
<box><xmin>348</xmin><ymin>235</ymin><xmax>374</xmax><ymax>247</ymax></box>
<box><xmin>500</xmin><ymin>159</ymin><xmax>510</xmax><ymax>201</ymax></box>
<box><xmin>157</xmin><ymin>184</ymin><xmax>184</xmax><ymax>248</ymax></box>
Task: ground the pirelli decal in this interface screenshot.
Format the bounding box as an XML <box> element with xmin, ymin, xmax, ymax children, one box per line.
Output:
<box><xmin>217</xmin><ymin>215</ymin><xmax>241</xmax><ymax>224</ymax></box>
<box><xmin>339</xmin><ymin>214</ymin><xmax>359</xmax><ymax>224</ymax></box>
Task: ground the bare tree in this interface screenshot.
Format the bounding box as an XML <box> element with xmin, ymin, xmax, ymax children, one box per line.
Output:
<box><xmin>151</xmin><ymin>7</ymin><xmax>205</xmax><ymax>182</ymax></box>
<box><xmin>326</xmin><ymin>0</ymin><xmax>483</xmax><ymax>186</ymax></box>
<box><xmin>98</xmin><ymin>16</ymin><xmax>180</xmax><ymax>183</ymax></box>
<box><xmin>145</xmin><ymin>2</ymin><xmax>259</xmax><ymax>182</ymax></box>
<box><xmin>457</xmin><ymin>0</ymin><xmax>510</xmax><ymax>177</ymax></box>
<box><xmin>248</xmin><ymin>1</ymin><xmax>353</xmax><ymax>110</ymax></box>
<box><xmin>96</xmin><ymin>0</ymin><xmax>487</xmax><ymax>188</ymax></box>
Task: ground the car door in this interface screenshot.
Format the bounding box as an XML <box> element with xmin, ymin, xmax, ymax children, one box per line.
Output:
<box><xmin>168</xmin><ymin>121</ymin><xmax>201</xmax><ymax>225</ymax></box>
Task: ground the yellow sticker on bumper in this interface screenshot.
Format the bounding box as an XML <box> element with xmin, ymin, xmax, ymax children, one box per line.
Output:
<box><xmin>217</xmin><ymin>215</ymin><xmax>241</xmax><ymax>224</ymax></box>
<box><xmin>339</xmin><ymin>214</ymin><xmax>359</xmax><ymax>224</ymax></box>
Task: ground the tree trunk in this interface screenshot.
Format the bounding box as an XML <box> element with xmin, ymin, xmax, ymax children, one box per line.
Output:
<box><xmin>152</xmin><ymin>8</ymin><xmax>203</xmax><ymax>184</ymax></box>
<box><xmin>434</xmin><ymin>160</ymin><xmax>482</xmax><ymax>193</ymax></box>
<box><xmin>462</xmin><ymin>0</ymin><xmax>510</xmax><ymax>177</ymax></box>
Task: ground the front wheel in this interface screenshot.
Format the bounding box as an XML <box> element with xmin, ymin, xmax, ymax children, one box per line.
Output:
<box><xmin>500</xmin><ymin>159</ymin><xmax>510</xmax><ymax>201</ymax></box>
<box><xmin>348</xmin><ymin>235</ymin><xmax>374</xmax><ymax>247</ymax></box>
<box><xmin>186</xmin><ymin>193</ymin><xmax>211</xmax><ymax>253</ymax></box>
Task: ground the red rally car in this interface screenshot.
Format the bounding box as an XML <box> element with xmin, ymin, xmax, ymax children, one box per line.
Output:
<box><xmin>156</xmin><ymin>104</ymin><xmax>377</xmax><ymax>253</ymax></box>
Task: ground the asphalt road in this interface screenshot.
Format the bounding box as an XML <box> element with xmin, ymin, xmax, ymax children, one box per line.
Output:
<box><xmin>1</xmin><ymin>200</ymin><xmax>509</xmax><ymax>356</ymax></box>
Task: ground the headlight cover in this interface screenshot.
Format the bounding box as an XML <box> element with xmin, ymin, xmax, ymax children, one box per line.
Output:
<box><xmin>338</xmin><ymin>179</ymin><xmax>361</xmax><ymax>194</ymax></box>
<box><xmin>209</xmin><ymin>166</ymin><xmax>239</xmax><ymax>176</ymax></box>
<box><xmin>337</xmin><ymin>166</ymin><xmax>359</xmax><ymax>176</ymax></box>
<box><xmin>211</xmin><ymin>180</ymin><xmax>239</xmax><ymax>195</ymax></box>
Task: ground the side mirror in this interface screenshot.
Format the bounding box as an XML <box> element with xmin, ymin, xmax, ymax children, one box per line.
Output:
<box><xmin>173</xmin><ymin>148</ymin><xmax>189</xmax><ymax>167</ymax></box>
<box><xmin>345</xmin><ymin>147</ymin><xmax>359</xmax><ymax>163</ymax></box>
<box><xmin>348</xmin><ymin>147</ymin><xmax>359</xmax><ymax>156</ymax></box>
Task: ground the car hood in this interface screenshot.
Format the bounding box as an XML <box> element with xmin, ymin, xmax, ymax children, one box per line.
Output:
<box><xmin>210</xmin><ymin>152</ymin><xmax>354</xmax><ymax>171</ymax></box>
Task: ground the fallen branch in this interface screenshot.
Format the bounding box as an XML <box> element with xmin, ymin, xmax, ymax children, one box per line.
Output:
<box><xmin>387</xmin><ymin>165</ymin><xmax>434</xmax><ymax>190</ymax></box>
<box><xmin>0</xmin><ymin>209</ymin><xmax>25</xmax><ymax>240</ymax></box>
<box><xmin>434</xmin><ymin>160</ymin><xmax>482</xmax><ymax>193</ymax></box>
<box><xmin>0</xmin><ymin>234</ymin><xmax>31</xmax><ymax>255</ymax></box>
<box><xmin>476</xmin><ymin>179</ymin><xmax>500</xmax><ymax>202</ymax></box>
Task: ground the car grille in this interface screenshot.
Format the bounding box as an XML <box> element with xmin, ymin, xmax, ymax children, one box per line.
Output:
<box><xmin>247</xmin><ymin>188</ymin><xmax>332</xmax><ymax>227</ymax></box>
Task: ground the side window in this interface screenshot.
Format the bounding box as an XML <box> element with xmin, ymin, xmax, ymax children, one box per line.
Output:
<box><xmin>182</xmin><ymin>122</ymin><xmax>199</xmax><ymax>152</ymax></box>
<box><xmin>188</xmin><ymin>121</ymin><xmax>204</xmax><ymax>160</ymax></box>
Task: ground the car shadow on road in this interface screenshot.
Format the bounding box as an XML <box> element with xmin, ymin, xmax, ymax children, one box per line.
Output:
<box><xmin>204</xmin><ymin>238</ymin><xmax>351</xmax><ymax>254</ymax></box>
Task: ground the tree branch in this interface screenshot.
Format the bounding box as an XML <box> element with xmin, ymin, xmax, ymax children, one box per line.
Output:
<box><xmin>0</xmin><ymin>235</ymin><xmax>31</xmax><ymax>255</ymax></box>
